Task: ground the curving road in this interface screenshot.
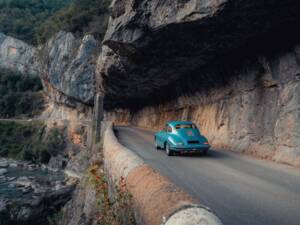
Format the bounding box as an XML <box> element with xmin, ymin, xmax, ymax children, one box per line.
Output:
<box><xmin>115</xmin><ymin>126</ymin><xmax>300</xmax><ymax>225</ymax></box>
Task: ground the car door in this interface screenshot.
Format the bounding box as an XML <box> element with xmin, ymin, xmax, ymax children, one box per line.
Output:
<box><xmin>162</xmin><ymin>124</ymin><xmax>173</xmax><ymax>146</ymax></box>
<box><xmin>157</xmin><ymin>124</ymin><xmax>168</xmax><ymax>146</ymax></box>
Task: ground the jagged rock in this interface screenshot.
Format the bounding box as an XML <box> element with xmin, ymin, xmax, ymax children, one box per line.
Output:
<box><xmin>0</xmin><ymin>31</ymin><xmax>98</xmax><ymax>117</ymax></box>
<box><xmin>15</xmin><ymin>176</ymin><xmax>32</xmax><ymax>188</ymax></box>
<box><xmin>107</xmin><ymin>44</ymin><xmax>300</xmax><ymax>167</ymax></box>
<box><xmin>0</xmin><ymin>199</ymin><xmax>7</xmax><ymax>212</ymax></box>
<box><xmin>42</xmin><ymin>31</ymin><xmax>99</xmax><ymax>105</ymax></box>
<box><xmin>0</xmin><ymin>161</ymin><xmax>8</xmax><ymax>168</ymax></box>
<box><xmin>58</xmin><ymin>178</ymin><xmax>98</xmax><ymax>225</ymax></box>
<box><xmin>0</xmin><ymin>169</ymin><xmax>7</xmax><ymax>175</ymax></box>
<box><xmin>9</xmin><ymin>163</ymin><xmax>18</xmax><ymax>168</ymax></box>
<box><xmin>0</xmin><ymin>159</ymin><xmax>74</xmax><ymax>225</ymax></box>
<box><xmin>0</xmin><ymin>32</ymin><xmax>40</xmax><ymax>75</ymax></box>
<box><xmin>48</xmin><ymin>155</ymin><xmax>68</xmax><ymax>170</ymax></box>
<box><xmin>99</xmin><ymin>0</ymin><xmax>300</xmax><ymax>109</ymax></box>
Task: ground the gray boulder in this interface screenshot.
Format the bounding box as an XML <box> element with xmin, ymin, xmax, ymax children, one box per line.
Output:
<box><xmin>42</xmin><ymin>31</ymin><xmax>99</xmax><ymax>105</ymax></box>
<box><xmin>0</xmin><ymin>168</ymin><xmax>7</xmax><ymax>175</ymax></box>
<box><xmin>0</xmin><ymin>32</ymin><xmax>40</xmax><ymax>75</ymax></box>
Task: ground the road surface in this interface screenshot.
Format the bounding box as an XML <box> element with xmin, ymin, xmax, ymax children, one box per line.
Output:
<box><xmin>115</xmin><ymin>126</ymin><xmax>300</xmax><ymax>225</ymax></box>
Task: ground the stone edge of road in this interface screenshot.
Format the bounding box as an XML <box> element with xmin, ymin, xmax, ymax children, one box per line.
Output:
<box><xmin>102</xmin><ymin>122</ymin><xmax>223</xmax><ymax>225</ymax></box>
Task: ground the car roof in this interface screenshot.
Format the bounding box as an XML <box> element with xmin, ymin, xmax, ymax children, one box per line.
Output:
<box><xmin>167</xmin><ymin>121</ymin><xmax>194</xmax><ymax>126</ymax></box>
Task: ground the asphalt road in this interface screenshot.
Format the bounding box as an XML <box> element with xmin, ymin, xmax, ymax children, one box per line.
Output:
<box><xmin>115</xmin><ymin>126</ymin><xmax>300</xmax><ymax>225</ymax></box>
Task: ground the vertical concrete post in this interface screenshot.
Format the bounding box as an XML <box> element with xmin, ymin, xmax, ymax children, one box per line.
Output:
<box><xmin>94</xmin><ymin>93</ymin><xmax>104</xmax><ymax>144</ymax></box>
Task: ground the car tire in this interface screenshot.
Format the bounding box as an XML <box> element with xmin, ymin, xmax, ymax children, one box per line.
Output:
<box><xmin>203</xmin><ymin>149</ymin><xmax>208</xmax><ymax>155</ymax></box>
<box><xmin>155</xmin><ymin>138</ymin><xmax>160</xmax><ymax>150</ymax></box>
<box><xmin>166</xmin><ymin>143</ymin><xmax>173</xmax><ymax>156</ymax></box>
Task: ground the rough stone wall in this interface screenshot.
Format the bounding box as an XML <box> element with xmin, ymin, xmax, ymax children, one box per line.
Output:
<box><xmin>41</xmin><ymin>31</ymin><xmax>99</xmax><ymax>106</ymax></box>
<box><xmin>107</xmin><ymin>45</ymin><xmax>300</xmax><ymax>168</ymax></box>
<box><xmin>99</xmin><ymin>0</ymin><xmax>300</xmax><ymax>109</ymax></box>
<box><xmin>103</xmin><ymin>122</ymin><xmax>223</xmax><ymax>225</ymax></box>
<box><xmin>0</xmin><ymin>32</ymin><xmax>40</xmax><ymax>75</ymax></box>
<box><xmin>59</xmin><ymin>178</ymin><xmax>99</xmax><ymax>225</ymax></box>
<box><xmin>0</xmin><ymin>31</ymin><xmax>98</xmax><ymax>122</ymax></box>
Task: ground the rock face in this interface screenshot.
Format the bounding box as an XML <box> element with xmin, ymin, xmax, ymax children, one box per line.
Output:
<box><xmin>0</xmin><ymin>158</ymin><xmax>75</xmax><ymax>225</ymax></box>
<box><xmin>0</xmin><ymin>31</ymin><xmax>100</xmax><ymax>120</ymax></box>
<box><xmin>58</xmin><ymin>177</ymin><xmax>98</xmax><ymax>225</ymax></box>
<box><xmin>42</xmin><ymin>31</ymin><xmax>99</xmax><ymax>106</ymax></box>
<box><xmin>100</xmin><ymin>0</ymin><xmax>300</xmax><ymax>167</ymax></box>
<box><xmin>0</xmin><ymin>32</ymin><xmax>40</xmax><ymax>75</ymax></box>
<box><xmin>107</xmin><ymin>44</ymin><xmax>300</xmax><ymax>167</ymax></box>
<box><xmin>99</xmin><ymin>0</ymin><xmax>300</xmax><ymax>109</ymax></box>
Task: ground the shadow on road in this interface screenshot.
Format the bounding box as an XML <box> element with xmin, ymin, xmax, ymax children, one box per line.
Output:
<box><xmin>156</xmin><ymin>148</ymin><xmax>229</xmax><ymax>159</ymax></box>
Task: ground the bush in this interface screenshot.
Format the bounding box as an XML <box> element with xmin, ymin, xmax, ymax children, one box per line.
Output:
<box><xmin>37</xmin><ymin>0</ymin><xmax>110</xmax><ymax>44</ymax></box>
<box><xmin>45</xmin><ymin>128</ymin><xmax>66</xmax><ymax>157</ymax></box>
<box><xmin>0</xmin><ymin>0</ymin><xmax>72</xmax><ymax>45</ymax></box>
<box><xmin>0</xmin><ymin>121</ymin><xmax>66</xmax><ymax>164</ymax></box>
<box><xmin>0</xmin><ymin>0</ymin><xmax>110</xmax><ymax>45</ymax></box>
<box><xmin>0</xmin><ymin>69</ymin><xmax>44</xmax><ymax>118</ymax></box>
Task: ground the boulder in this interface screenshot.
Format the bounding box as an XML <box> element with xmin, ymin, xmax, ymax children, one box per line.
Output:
<box><xmin>0</xmin><ymin>32</ymin><xmax>40</xmax><ymax>75</ymax></box>
<box><xmin>0</xmin><ymin>168</ymin><xmax>7</xmax><ymax>175</ymax></box>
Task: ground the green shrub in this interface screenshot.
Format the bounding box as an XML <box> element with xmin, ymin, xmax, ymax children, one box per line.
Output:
<box><xmin>0</xmin><ymin>69</ymin><xmax>44</xmax><ymax>118</ymax></box>
<box><xmin>0</xmin><ymin>0</ymin><xmax>110</xmax><ymax>45</ymax></box>
<box><xmin>37</xmin><ymin>0</ymin><xmax>110</xmax><ymax>44</ymax></box>
<box><xmin>0</xmin><ymin>0</ymin><xmax>72</xmax><ymax>45</ymax></box>
<box><xmin>45</xmin><ymin>128</ymin><xmax>66</xmax><ymax>157</ymax></box>
<box><xmin>0</xmin><ymin>121</ymin><xmax>66</xmax><ymax>164</ymax></box>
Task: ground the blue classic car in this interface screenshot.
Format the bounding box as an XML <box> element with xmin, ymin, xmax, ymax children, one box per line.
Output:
<box><xmin>154</xmin><ymin>121</ymin><xmax>210</xmax><ymax>156</ymax></box>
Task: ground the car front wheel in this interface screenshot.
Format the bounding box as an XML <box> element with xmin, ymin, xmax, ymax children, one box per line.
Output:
<box><xmin>165</xmin><ymin>143</ymin><xmax>173</xmax><ymax>156</ymax></box>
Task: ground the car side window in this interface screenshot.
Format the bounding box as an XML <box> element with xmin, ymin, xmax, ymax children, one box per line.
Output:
<box><xmin>167</xmin><ymin>125</ymin><xmax>172</xmax><ymax>133</ymax></box>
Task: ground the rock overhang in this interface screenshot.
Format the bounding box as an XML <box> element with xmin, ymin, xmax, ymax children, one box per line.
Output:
<box><xmin>99</xmin><ymin>0</ymin><xmax>300</xmax><ymax>110</ymax></box>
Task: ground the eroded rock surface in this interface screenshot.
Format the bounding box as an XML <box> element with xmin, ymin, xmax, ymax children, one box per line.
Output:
<box><xmin>42</xmin><ymin>31</ymin><xmax>99</xmax><ymax>105</ymax></box>
<box><xmin>0</xmin><ymin>32</ymin><xmax>40</xmax><ymax>75</ymax></box>
<box><xmin>107</xmin><ymin>45</ymin><xmax>300</xmax><ymax>167</ymax></box>
<box><xmin>99</xmin><ymin>0</ymin><xmax>300</xmax><ymax>109</ymax></box>
<box><xmin>0</xmin><ymin>31</ymin><xmax>98</xmax><ymax>119</ymax></box>
<box><xmin>0</xmin><ymin>158</ymin><xmax>75</xmax><ymax>225</ymax></box>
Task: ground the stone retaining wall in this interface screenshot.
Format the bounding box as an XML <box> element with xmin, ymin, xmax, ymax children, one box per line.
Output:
<box><xmin>103</xmin><ymin>122</ymin><xmax>223</xmax><ymax>225</ymax></box>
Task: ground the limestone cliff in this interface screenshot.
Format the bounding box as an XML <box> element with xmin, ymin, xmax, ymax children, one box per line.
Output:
<box><xmin>0</xmin><ymin>31</ymin><xmax>98</xmax><ymax>120</ymax></box>
<box><xmin>41</xmin><ymin>31</ymin><xmax>98</xmax><ymax>106</ymax></box>
<box><xmin>107</xmin><ymin>45</ymin><xmax>300</xmax><ymax>167</ymax></box>
<box><xmin>0</xmin><ymin>32</ymin><xmax>40</xmax><ymax>75</ymax></box>
<box><xmin>99</xmin><ymin>0</ymin><xmax>300</xmax><ymax>109</ymax></box>
<box><xmin>40</xmin><ymin>31</ymin><xmax>100</xmax><ymax>121</ymax></box>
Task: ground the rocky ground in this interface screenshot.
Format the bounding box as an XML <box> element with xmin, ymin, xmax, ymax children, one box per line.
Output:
<box><xmin>0</xmin><ymin>158</ymin><xmax>77</xmax><ymax>225</ymax></box>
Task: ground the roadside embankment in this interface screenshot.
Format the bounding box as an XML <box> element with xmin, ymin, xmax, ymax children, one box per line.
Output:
<box><xmin>103</xmin><ymin>122</ymin><xmax>223</xmax><ymax>225</ymax></box>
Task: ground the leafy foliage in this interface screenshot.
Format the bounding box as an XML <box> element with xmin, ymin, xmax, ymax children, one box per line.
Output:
<box><xmin>0</xmin><ymin>69</ymin><xmax>44</xmax><ymax>118</ymax></box>
<box><xmin>0</xmin><ymin>121</ymin><xmax>66</xmax><ymax>163</ymax></box>
<box><xmin>87</xmin><ymin>164</ymin><xmax>137</xmax><ymax>225</ymax></box>
<box><xmin>0</xmin><ymin>0</ymin><xmax>110</xmax><ymax>45</ymax></box>
<box><xmin>0</xmin><ymin>0</ymin><xmax>72</xmax><ymax>45</ymax></box>
<box><xmin>37</xmin><ymin>0</ymin><xmax>110</xmax><ymax>44</ymax></box>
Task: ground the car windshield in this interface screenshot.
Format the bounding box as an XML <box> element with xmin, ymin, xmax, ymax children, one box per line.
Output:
<box><xmin>175</xmin><ymin>124</ymin><xmax>197</xmax><ymax>129</ymax></box>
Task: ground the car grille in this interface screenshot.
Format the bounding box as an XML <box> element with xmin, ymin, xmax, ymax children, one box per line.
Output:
<box><xmin>188</xmin><ymin>140</ymin><xmax>200</xmax><ymax>144</ymax></box>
